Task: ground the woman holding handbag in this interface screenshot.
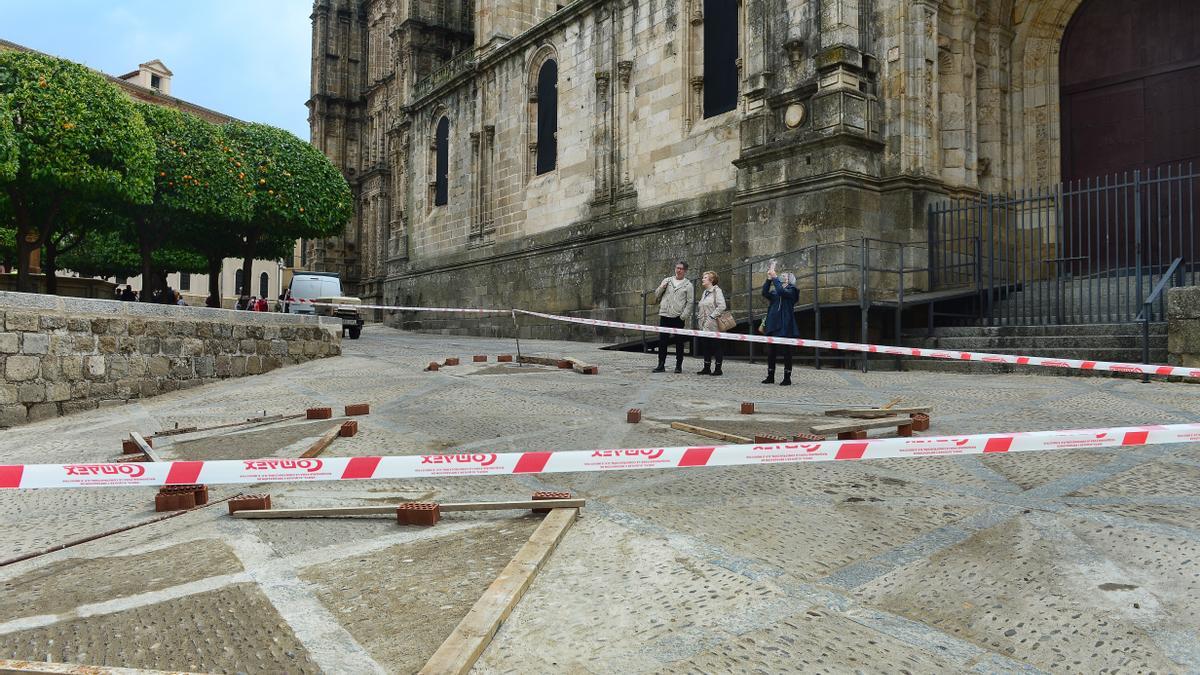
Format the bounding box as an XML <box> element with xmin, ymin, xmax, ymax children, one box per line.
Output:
<box><xmin>696</xmin><ymin>271</ymin><xmax>730</xmax><ymax>376</ymax></box>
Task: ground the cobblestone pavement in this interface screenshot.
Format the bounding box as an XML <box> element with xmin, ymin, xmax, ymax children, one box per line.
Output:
<box><xmin>1</xmin><ymin>325</ymin><xmax>1198</xmax><ymax>673</ymax></box>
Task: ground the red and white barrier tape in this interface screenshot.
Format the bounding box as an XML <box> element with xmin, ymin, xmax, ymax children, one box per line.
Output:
<box><xmin>279</xmin><ymin>300</ymin><xmax>1195</xmax><ymax>379</ymax></box>
<box><xmin>2</xmin><ymin>423</ymin><xmax>1197</xmax><ymax>490</ymax></box>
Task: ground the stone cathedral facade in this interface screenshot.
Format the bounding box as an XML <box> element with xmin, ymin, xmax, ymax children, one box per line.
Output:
<box><xmin>307</xmin><ymin>0</ymin><xmax>1198</xmax><ymax>336</ymax></box>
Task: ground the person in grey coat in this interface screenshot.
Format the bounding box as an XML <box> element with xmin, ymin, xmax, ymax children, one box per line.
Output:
<box><xmin>652</xmin><ymin>261</ymin><xmax>694</xmax><ymax>373</ymax></box>
<box><xmin>696</xmin><ymin>271</ymin><xmax>727</xmax><ymax>376</ymax></box>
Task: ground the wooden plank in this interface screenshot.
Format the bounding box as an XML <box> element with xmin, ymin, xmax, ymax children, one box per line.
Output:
<box><xmin>811</xmin><ymin>416</ymin><xmax>911</xmax><ymax>435</ymax></box>
<box><xmin>418</xmin><ymin>508</ymin><xmax>578</xmax><ymax>675</ymax></box>
<box><xmin>230</xmin><ymin>498</ymin><xmax>587</xmax><ymax>519</ymax></box>
<box><xmin>299</xmin><ymin>424</ymin><xmax>343</xmax><ymax>459</ymax></box>
<box><xmin>0</xmin><ymin>658</ymin><xmax>197</xmax><ymax>674</ymax></box>
<box><xmin>881</xmin><ymin>397</ymin><xmax>903</xmax><ymax>410</ymax></box>
<box><xmin>128</xmin><ymin>432</ymin><xmax>163</xmax><ymax>463</ymax></box>
<box><xmin>516</xmin><ymin>355</ymin><xmax>560</xmax><ymax>367</ymax></box>
<box><xmin>669</xmin><ymin>422</ymin><xmax>753</xmax><ymax>444</ymax></box>
<box><xmin>824</xmin><ymin>406</ymin><xmax>931</xmax><ymax>417</ymax></box>
<box><xmin>147</xmin><ymin>413</ymin><xmax>304</xmax><ymax>439</ymax></box>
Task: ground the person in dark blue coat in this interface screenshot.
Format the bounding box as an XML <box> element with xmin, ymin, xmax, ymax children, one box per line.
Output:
<box><xmin>761</xmin><ymin>268</ymin><xmax>799</xmax><ymax>386</ymax></box>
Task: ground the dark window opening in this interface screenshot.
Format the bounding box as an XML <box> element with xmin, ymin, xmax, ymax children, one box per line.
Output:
<box><xmin>179</xmin><ymin>272</ymin><xmax>191</xmax><ymax>291</ymax></box>
<box><xmin>235</xmin><ymin>269</ymin><xmax>245</xmax><ymax>295</ymax></box>
<box><xmin>703</xmin><ymin>0</ymin><xmax>739</xmax><ymax>118</ymax></box>
<box><xmin>434</xmin><ymin>116</ymin><xmax>449</xmax><ymax>206</ymax></box>
<box><xmin>536</xmin><ymin>60</ymin><xmax>558</xmax><ymax>175</ymax></box>
<box><xmin>150</xmin><ymin>74</ymin><xmax>161</xmax><ymax>90</ymax></box>
<box><xmin>259</xmin><ymin>272</ymin><xmax>269</xmax><ymax>299</ymax></box>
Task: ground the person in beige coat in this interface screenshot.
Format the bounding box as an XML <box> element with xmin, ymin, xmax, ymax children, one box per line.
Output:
<box><xmin>696</xmin><ymin>271</ymin><xmax>727</xmax><ymax>376</ymax></box>
<box><xmin>652</xmin><ymin>261</ymin><xmax>694</xmax><ymax>373</ymax></box>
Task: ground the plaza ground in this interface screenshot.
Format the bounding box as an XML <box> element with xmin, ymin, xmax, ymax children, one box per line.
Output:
<box><xmin>0</xmin><ymin>325</ymin><xmax>1198</xmax><ymax>673</ymax></box>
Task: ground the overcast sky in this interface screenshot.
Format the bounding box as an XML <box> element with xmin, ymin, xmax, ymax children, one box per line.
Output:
<box><xmin>1</xmin><ymin>0</ymin><xmax>313</xmax><ymax>139</ymax></box>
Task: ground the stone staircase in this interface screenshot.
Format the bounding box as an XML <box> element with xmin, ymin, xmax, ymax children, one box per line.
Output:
<box><xmin>896</xmin><ymin>322</ymin><xmax>1167</xmax><ymax>375</ymax></box>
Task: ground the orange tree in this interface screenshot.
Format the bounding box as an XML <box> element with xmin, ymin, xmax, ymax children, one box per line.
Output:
<box><xmin>129</xmin><ymin>103</ymin><xmax>252</xmax><ymax>301</ymax></box>
<box><xmin>223</xmin><ymin>121</ymin><xmax>351</xmax><ymax>292</ymax></box>
<box><xmin>0</xmin><ymin>50</ymin><xmax>154</xmax><ymax>292</ymax></box>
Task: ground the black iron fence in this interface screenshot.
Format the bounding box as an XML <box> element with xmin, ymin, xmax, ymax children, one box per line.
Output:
<box><xmin>929</xmin><ymin>163</ymin><xmax>1197</xmax><ymax>325</ymax></box>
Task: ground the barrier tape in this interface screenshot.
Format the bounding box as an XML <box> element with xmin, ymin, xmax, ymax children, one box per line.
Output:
<box><xmin>280</xmin><ymin>301</ymin><xmax>1196</xmax><ymax>378</ymax></box>
<box><xmin>2</xmin><ymin>423</ymin><xmax>1197</xmax><ymax>490</ymax></box>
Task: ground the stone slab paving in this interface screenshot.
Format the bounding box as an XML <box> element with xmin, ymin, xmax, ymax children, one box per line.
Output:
<box><xmin>0</xmin><ymin>325</ymin><xmax>1197</xmax><ymax>673</ymax></box>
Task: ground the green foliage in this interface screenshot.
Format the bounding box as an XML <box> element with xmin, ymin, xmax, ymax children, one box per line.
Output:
<box><xmin>0</xmin><ymin>50</ymin><xmax>154</xmax><ymax>208</ymax></box>
<box><xmin>57</xmin><ymin>229</ymin><xmax>139</xmax><ymax>279</ymax></box>
<box><xmin>223</xmin><ymin>121</ymin><xmax>352</xmax><ymax>240</ymax></box>
<box><xmin>0</xmin><ymin>94</ymin><xmax>17</xmax><ymax>183</ymax></box>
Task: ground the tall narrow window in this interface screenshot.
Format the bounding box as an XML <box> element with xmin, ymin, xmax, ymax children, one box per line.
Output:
<box><xmin>235</xmin><ymin>269</ymin><xmax>245</xmax><ymax>295</ymax></box>
<box><xmin>259</xmin><ymin>272</ymin><xmax>269</xmax><ymax>299</ymax></box>
<box><xmin>179</xmin><ymin>272</ymin><xmax>191</xmax><ymax>291</ymax></box>
<box><xmin>434</xmin><ymin>116</ymin><xmax>449</xmax><ymax>206</ymax></box>
<box><xmin>703</xmin><ymin>0</ymin><xmax>739</xmax><ymax>118</ymax></box>
<box><xmin>536</xmin><ymin>60</ymin><xmax>558</xmax><ymax>175</ymax></box>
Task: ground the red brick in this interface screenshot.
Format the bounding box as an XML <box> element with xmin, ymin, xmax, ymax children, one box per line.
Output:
<box><xmin>122</xmin><ymin>437</ymin><xmax>152</xmax><ymax>455</ymax></box>
<box><xmin>339</xmin><ymin>420</ymin><xmax>358</xmax><ymax>437</ymax></box>
<box><xmin>473</xmin><ymin>355</ymin><xmax>488</xmax><ymax>362</ymax></box>
<box><xmin>837</xmin><ymin>430</ymin><xmax>868</xmax><ymax>440</ymax></box>
<box><xmin>497</xmin><ymin>354</ymin><xmax>513</xmax><ymax>363</ymax></box>
<box><xmin>556</xmin><ymin>360</ymin><xmax>573</xmax><ymax>369</ymax></box>
<box><xmin>229</xmin><ymin>494</ymin><xmax>271</xmax><ymax>514</ymax></box>
<box><xmin>532</xmin><ymin>491</ymin><xmax>572</xmax><ymax>514</ymax></box>
<box><xmin>345</xmin><ymin>403</ymin><xmax>371</xmax><ymax>416</ymax></box>
<box><xmin>910</xmin><ymin>413</ymin><xmax>930</xmax><ymax>432</ymax></box>
<box><xmin>306</xmin><ymin>407</ymin><xmax>332</xmax><ymax>420</ymax></box>
<box><xmin>396</xmin><ymin>502</ymin><xmax>441</xmax><ymax>526</ymax></box>
<box><xmin>897</xmin><ymin>423</ymin><xmax>914</xmax><ymax>437</ymax></box>
<box><xmin>740</xmin><ymin>402</ymin><xmax>755</xmax><ymax>415</ymax></box>
<box><xmin>193</xmin><ymin>484</ymin><xmax>209</xmax><ymax>505</ymax></box>
<box><xmin>154</xmin><ymin>493</ymin><xmax>176</xmax><ymax>512</ymax></box>
<box><xmin>426</xmin><ymin>361</ymin><xmax>440</xmax><ymax>371</ymax></box>
<box><xmin>444</xmin><ymin>357</ymin><xmax>460</xmax><ymax>366</ymax></box>
<box><xmin>792</xmin><ymin>433</ymin><xmax>827</xmax><ymax>442</ymax></box>
<box><xmin>580</xmin><ymin>366</ymin><xmax>599</xmax><ymax>375</ymax></box>
<box><xmin>626</xmin><ymin>408</ymin><xmax>641</xmax><ymax>424</ymax></box>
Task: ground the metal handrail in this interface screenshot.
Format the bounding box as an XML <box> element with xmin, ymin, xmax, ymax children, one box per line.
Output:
<box><xmin>1137</xmin><ymin>256</ymin><xmax>1183</xmax><ymax>382</ymax></box>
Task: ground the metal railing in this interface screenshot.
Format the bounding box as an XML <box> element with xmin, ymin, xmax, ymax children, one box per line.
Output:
<box><xmin>929</xmin><ymin>163</ymin><xmax>1197</xmax><ymax>326</ymax></box>
<box><xmin>1137</xmin><ymin>256</ymin><xmax>1183</xmax><ymax>382</ymax></box>
<box><xmin>412</xmin><ymin>48</ymin><xmax>476</xmax><ymax>100</ymax></box>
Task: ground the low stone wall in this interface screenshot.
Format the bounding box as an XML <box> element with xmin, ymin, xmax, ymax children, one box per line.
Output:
<box><xmin>0</xmin><ymin>291</ymin><xmax>341</xmax><ymax>427</ymax></box>
<box><xmin>1168</xmin><ymin>286</ymin><xmax>1200</xmax><ymax>368</ymax></box>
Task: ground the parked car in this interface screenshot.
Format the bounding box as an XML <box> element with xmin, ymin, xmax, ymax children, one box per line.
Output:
<box><xmin>283</xmin><ymin>272</ymin><xmax>365</xmax><ymax>339</ymax></box>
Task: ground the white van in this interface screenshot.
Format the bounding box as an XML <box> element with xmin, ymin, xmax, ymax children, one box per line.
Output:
<box><xmin>284</xmin><ymin>272</ymin><xmax>365</xmax><ymax>339</ymax></box>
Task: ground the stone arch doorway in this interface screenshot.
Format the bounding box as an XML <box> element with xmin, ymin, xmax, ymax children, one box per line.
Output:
<box><xmin>1059</xmin><ymin>0</ymin><xmax>1200</xmax><ymax>183</ymax></box>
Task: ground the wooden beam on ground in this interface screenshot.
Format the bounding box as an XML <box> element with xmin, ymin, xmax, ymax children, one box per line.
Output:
<box><xmin>146</xmin><ymin>413</ymin><xmax>305</xmax><ymax>439</ymax></box>
<box><xmin>810</xmin><ymin>416</ymin><xmax>911</xmax><ymax>435</ymax></box>
<box><xmin>128</xmin><ymin>432</ymin><xmax>163</xmax><ymax>463</ymax></box>
<box><xmin>881</xmin><ymin>397</ymin><xmax>903</xmax><ymax>410</ymax></box>
<box><xmin>823</xmin><ymin>406</ymin><xmax>931</xmax><ymax>418</ymax></box>
<box><xmin>418</xmin><ymin>508</ymin><xmax>578</xmax><ymax>675</ymax></box>
<box><xmin>0</xmin><ymin>658</ymin><xmax>197</xmax><ymax>674</ymax></box>
<box><xmin>230</xmin><ymin>498</ymin><xmax>587</xmax><ymax>519</ymax></box>
<box><xmin>670</xmin><ymin>422</ymin><xmax>753</xmax><ymax>444</ymax></box>
<box><xmin>516</xmin><ymin>355</ymin><xmax>560</xmax><ymax>367</ymax></box>
<box><xmin>300</xmin><ymin>424</ymin><xmax>343</xmax><ymax>459</ymax></box>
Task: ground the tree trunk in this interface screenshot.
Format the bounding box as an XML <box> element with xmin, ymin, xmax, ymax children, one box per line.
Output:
<box><xmin>207</xmin><ymin>256</ymin><xmax>222</xmax><ymax>306</ymax></box>
<box><xmin>15</xmin><ymin>234</ymin><xmax>34</xmax><ymax>293</ymax></box>
<box><xmin>43</xmin><ymin>239</ymin><xmax>58</xmax><ymax>295</ymax></box>
<box><xmin>138</xmin><ymin>220</ymin><xmax>157</xmax><ymax>302</ymax></box>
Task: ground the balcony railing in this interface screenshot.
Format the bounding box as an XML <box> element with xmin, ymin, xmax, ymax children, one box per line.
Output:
<box><xmin>412</xmin><ymin>49</ymin><xmax>476</xmax><ymax>100</ymax></box>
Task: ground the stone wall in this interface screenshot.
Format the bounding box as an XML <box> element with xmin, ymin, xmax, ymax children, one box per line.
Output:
<box><xmin>1167</xmin><ymin>286</ymin><xmax>1200</xmax><ymax>368</ymax></box>
<box><xmin>0</xmin><ymin>292</ymin><xmax>341</xmax><ymax>428</ymax></box>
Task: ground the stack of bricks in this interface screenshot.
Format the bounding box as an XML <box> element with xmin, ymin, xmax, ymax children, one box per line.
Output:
<box><xmin>306</xmin><ymin>407</ymin><xmax>332</xmax><ymax>420</ymax></box>
<box><xmin>155</xmin><ymin>484</ymin><xmax>207</xmax><ymax>512</ymax></box>
<box><xmin>753</xmin><ymin>434</ymin><xmax>789</xmax><ymax>444</ymax></box>
<box><xmin>396</xmin><ymin>502</ymin><xmax>441</xmax><ymax>526</ymax></box>
<box><xmin>228</xmin><ymin>494</ymin><xmax>271</xmax><ymax>514</ymax></box>
<box><xmin>532</xmin><ymin>491</ymin><xmax>572</xmax><ymax>514</ymax></box>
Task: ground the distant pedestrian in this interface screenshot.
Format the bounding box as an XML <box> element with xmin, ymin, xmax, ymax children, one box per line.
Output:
<box><xmin>695</xmin><ymin>271</ymin><xmax>727</xmax><ymax>376</ymax></box>
<box><xmin>236</xmin><ymin>295</ymin><xmax>250</xmax><ymax>310</ymax></box>
<box><xmin>174</xmin><ymin>290</ymin><xmax>186</xmax><ymax>306</ymax></box>
<box><xmin>254</xmin><ymin>297</ymin><xmax>268</xmax><ymax>312</ymax></box>
<box><xmin>761</xmin><ymin>264</ymin><xmax>799</xmax><ymax>386</ymax></box>
<box><xmin>120</xmin><ymin>286</ymin><xmax>137</xmax><ymax>302</ymax></box>
<box><xmin>205</xmin><ymin>294</ymin><xmax>221</xmax><ymax>308</ymax></box>
<box><xmin>651</xmin><ymin>261</ymin><xmax>693</xmax><ymax>373</ymax></box>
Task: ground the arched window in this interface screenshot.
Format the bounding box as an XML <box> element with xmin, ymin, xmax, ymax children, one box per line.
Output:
<box><xmin>259</xmin><ymin>272</ymin><xmax>269</xmax><ymax>299</ymax></box>
<box><xmin>434</xmin><ymin>116</ymin><xmax>449</xmax><ymax>206</ymax></box>
<box><xmin>703</xmin><ymin>0</ymin><xmax>739</xmax><ymax>118</ymax></box>
<box><xmin>235</xmin><ymin>269</ymin><xmax>245</xmax><ymax>295</ymax></box>
<box><xmin>536</xmin><ymin>60</ymin><xmax>558</xmax><ymax>175</ymax></box>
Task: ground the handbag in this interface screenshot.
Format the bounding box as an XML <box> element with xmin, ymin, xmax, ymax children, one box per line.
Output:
<box><xmin>716</xmin><ymin>311</ymin><xmax>737</xmax><ymax>332</ymax></box>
